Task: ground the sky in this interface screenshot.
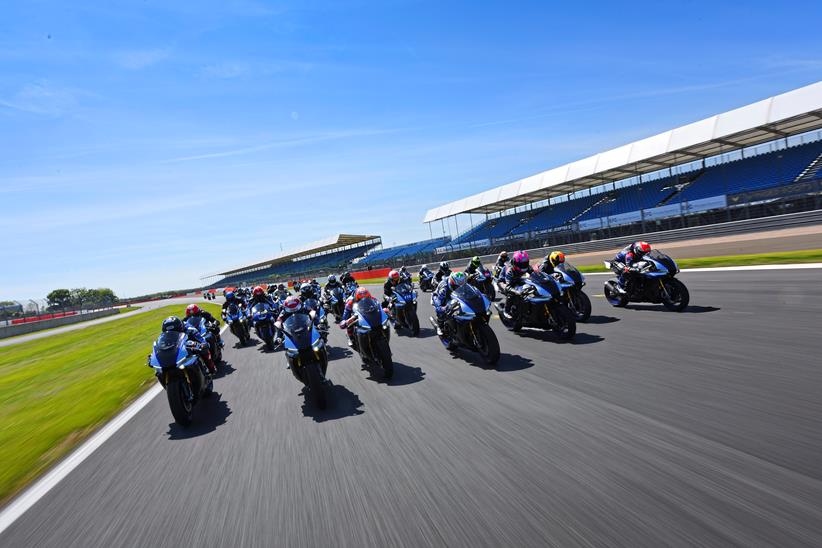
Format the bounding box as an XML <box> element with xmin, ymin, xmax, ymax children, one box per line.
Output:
<box><xmin>2</xmin><ymin>0</ymin><xmax>821</xmax><ymax>299</ymax></box>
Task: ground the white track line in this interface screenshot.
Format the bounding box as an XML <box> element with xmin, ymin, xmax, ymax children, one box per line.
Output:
<box><xmin>0</xmin><ymin>324</ymin><xmax>229</xmax><ymax>534</ymax></box>
<box><xmin>581</xmin><ymin>262</ymin><xmax>822</xmax><ymax>275</ymax></box>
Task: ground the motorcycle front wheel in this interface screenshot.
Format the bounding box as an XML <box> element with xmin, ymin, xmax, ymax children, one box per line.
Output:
<box><xmin>474</xmin><ymin>323</ymin><xmax>500</xmax><ymax>365</ymax></box>
<box><xmin>570</xmin><ymin>290</ymin><xmax>592</xmax><ymax>322</ymax></box>
<box><xmin>374</xmin><ymin>338</ymin><xmax>394</xmax><ymax>380</ymax></box>
<box><xmin>550</xmin><ymin>303</ymin><xmax>576</xmax><ymax>341</ymax></box>
<box><xmin>167</xmin><ymin>378</ymin><xmax>193</xmax><ymax>426</ymax></box>
<box><xmin>304</xmin><ymin>361</ymin><xmax>327</xmax><ymax>409</ymax></box>
<box><xmin>661</xmin><ymin>278</ymin><xmax>690</xmax><ymax>312</ymax></box>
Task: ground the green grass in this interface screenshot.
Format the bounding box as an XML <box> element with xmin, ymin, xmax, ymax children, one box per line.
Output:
<box><xmin>0</xmin><ymin>302</ymin><xmax>222</xmax><ymax>505</ymax></box>
<box><xmin>0</xmin><ymin>307</ymin><xmax>141</xmax><ymax>342</ymax></box>
<box><xmin>574</xmin><ymin>248</ymin><xmax>822</xmax><ymax>273</ymax></box>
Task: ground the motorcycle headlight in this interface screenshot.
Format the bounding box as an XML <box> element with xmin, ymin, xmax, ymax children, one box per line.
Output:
<box><xmin>382</xmin><ymin>318</ymin><xmax>390</xmax><ymax>329</ymax></box>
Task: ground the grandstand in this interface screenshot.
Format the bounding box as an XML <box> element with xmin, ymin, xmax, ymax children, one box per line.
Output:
<box><xmin>424</xmin><ymin>82</ymin><xmax>822</xmax><ymax>255</ymax></box>
<box><xmin>357</xmin><ymin>236</ymin><xmax>451</xmax><ymax>266</ymax></box>
<box><xmin>202</xmin><ymin>234</ymin><xmax>381</xmax><ymax>287</ymax></box>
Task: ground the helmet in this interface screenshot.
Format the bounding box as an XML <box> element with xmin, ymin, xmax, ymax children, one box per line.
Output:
<box><xmin>283</xmin><ymin>296</ymin><xmax>302</xmax><ymax>313</ymax></box>
<box><xmin>439</xmin><ymin>261</ymin><xmax>450</xmax><ymax>270</ymax></box>
<box><xmin>162</xmin><ymin>316</ymin><xmax>184</xmax><ymax>333</ymax></box>
<box><xmin>354</xmin><ymin>287</ymin><xmax>372</xmax><ymax>302</ymax></box>
<box><xmin>399</xmin><ymin>266</ymin><xmax>407</xmax><ymax>273</ymax></box>
<box><xmin>342</xmin><ymin>271</ymin><xmax>351</xmax><ymax>279</ymax></box>
<box><xmin>327</xmin><ymin>274</ymin><xmax>337</xmax><ymax>284</ymax></box>
<box><xmin>634</xmin><ymin>241</ymin><xmax>651</xmax><ymax>255</ymax></box>
<box><xmin>549</xmin><ymin>251</ymin><xmax>565</xmax><ymax>267</ymax></box>
<box><xmin>388</xmin><ymin>270</ymin><xmax>400</xmax><ymax>283</ymax></box>
<box><xmin>299</xmin><ymin>284</ymin><xmax>314</xmax><ymax>300</ymax></box>
<box><xmin>448</xmin><ymin>271</ymin><xmax>467</xmax><ymax>290</ymax></box>
<box><xmin>225</xmin><ymin>291</ymin><xmax>235</xmax><ymax>300</ymax></box>
<box><xmin>499</xmin><ymin>251</ymin><xmax>508</xmax><ymax>260</ymax></box>
<box><xmin>278</xmin><ymin>284</ymin><xmax>285</xmax><ymax>290</ymax></box>
<box><xmin>511</xmin><ymin>251</ymin><xmax>530</xmax><ymax>271</ymax></box>
<box><xmin>311</xmin><ymin>279</ymin><xmax>317</xmax><ymax>285</ymax></box>
<box><xmin>470</xmin><ymin>256</ymin><xmax>481</xmax><ymax>267</ymax></box>
<box><xmin>185</xmin><ymin>304</ymin><xmax>200</xmax><ymax>317</ymax></box>
<box><xmin>421</xmin><ymin>264</ymin><xmax>428</xmax><ymax>270</ymax></box>
<box><xmin>253</xmin><ymin>286</ymin><xmax>264</xmax><ymax>297</ymax></box>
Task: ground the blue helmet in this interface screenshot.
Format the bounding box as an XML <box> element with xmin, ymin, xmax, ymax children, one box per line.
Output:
<box><xmin>225</xmin><ymin>291</ymin><xmax>235</xmax><ymax>300</ymax></box>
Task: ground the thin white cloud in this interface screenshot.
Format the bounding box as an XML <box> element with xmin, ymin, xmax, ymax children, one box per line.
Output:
<box><xmin>0</xmin><ymin>81</ymin><xmax>79</xmax><ymax>116</ymax></box>
<box><xmin>113</xmin><ymin>49</ymin><xmax>169</xmax><ymax>70</ymax></box>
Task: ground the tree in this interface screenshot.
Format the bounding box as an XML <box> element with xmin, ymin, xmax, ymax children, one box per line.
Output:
<box><xmin>47</xmin><ymin>289</ymin><xmax>72</xmax><ymax>310</ymax></box>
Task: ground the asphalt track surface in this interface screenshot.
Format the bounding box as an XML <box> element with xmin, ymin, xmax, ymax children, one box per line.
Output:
<box><xmin>2</xmin><ymin>270</ymin><xmax>822</xmax><ymax>547</ymax></box>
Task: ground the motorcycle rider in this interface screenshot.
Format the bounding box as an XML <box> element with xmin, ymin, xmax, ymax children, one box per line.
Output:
<box><xmin>381</xmin><ymin>269</ymin><xmax>404</xmax><ymax>321</ymax></box>
<box><xmin>247</xmin><ymin>285</ymin><xmax>276</xmax><ymax>309</ymax></box>
<box><xmin>434</xmin><ymin>261</ymin><xmax>451</xmax><ymax>284</ymax></box>
<box><xmin>432</xmin><ymin>271</ymin><xmax>468</xmax><ymax>336</ymax></box>
<box><xmin>538</xmin><ymin>251</ymin><xmax>566</xmax><ymax>276</ymax></box>
<box><xmin>497</xmin><ymin>251</ymin><xmax>533</xmax><ymax>321</ymax></box>
<box><xmin>398</xmin><ymin>265</ymin><xmax>413</xmax><ymax>284</ymax></box>
<box><xmin>612</xmin><ymin>241</ymin><xmax>652</xmax><ymax>291</ymax></box>
<box><xmin>161</xmin><ymin>315</ymin><xmax>217</xmax><ymax>373</ymax></box>
<box><xmin>464</xmin><ymin>255</ymin><xmax>484</xmax><ymax>276</ymax></box>
<box><xmin>220</xmin><ymin>290</ymin><xmax>246</xmax><ymax>320</ymax></box>
<box><xmin>339</xmin><ymin>287</ymin><xmax>376</xmax><ymax>346</ymax></box>
<box><xmin>323</xmin><ymin>274</ymin><xmax>342</xmax><ymax>296</ymax></box>
<box><xmin>419</xmin><ymin>264</ymin><xmax>432</xmax><ymax>278</ymax></box>
<box><xmin>493</xmin><ymin>251</ymin><xmax>509</xmax><ymax>277</ymax></box>
<box><xmin>271</xmin><ymin>283</ymin><xmax>290</xmax><ymax>301</ymax></box>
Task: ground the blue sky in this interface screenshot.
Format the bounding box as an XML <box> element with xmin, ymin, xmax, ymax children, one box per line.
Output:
<box><xmin>2</xmin><ymin>0</ymin><xmax>821</xmax><ymax>299</ymax></box>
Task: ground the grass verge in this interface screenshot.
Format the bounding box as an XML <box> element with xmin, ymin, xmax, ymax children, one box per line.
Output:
<box><xmin>0</xmin><ymin>302</ymin><xmax>222</xmax><ymax>505</ymax></box>
<box><xmin>574</xmin><ymin>248</ymin><xmax>822</xmax><ymax>273</ymax></box>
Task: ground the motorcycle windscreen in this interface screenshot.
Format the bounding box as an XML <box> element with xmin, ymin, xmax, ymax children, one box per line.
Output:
<box><xmin>154</xmin><ymin>332</ymin><xmax>186</xmax><ymax>368</ymax></box>
<box><xmin>251</xmin><ymin>303</ymin><xmax>271</xmax><ymax>316</ymax></box>
<box><xmin>185</xmin><ymin>316</ymin><xmax>205</xmax><ymax>332</ymax></box>
<box><xmin>354</xmin><ymin>298</ymin><xmax>383</xmax><ymax>329</ymax></box>
<box><xmin>555</xmin><ymin>263</ymin><xmax>582</xmax><ymax>285</ymax></box>
<box><xmin>397</xmin><ymin>283</ymin><xmax>413</xmax><ymax>296</ymax></box>
<box><xmin>453</xmin><ymin>284</ymin><xmax>485</xmax><ymax>314</ymax></box>
<box><xmin>646</xmin><ymin>250</ymin><xmax>676</xmax><ymax>272</ymax></box>
<box><xmin>228</xmin><ymin>303</ymin><xmax>242</xmax><ymax>317</ymax></box>
<box><xmin>283</xmin><ymin>314</ymin><xmax>314</xmax><ymax>349</ymax></box>
<box><xmin>528</xmin><ymin>272</ymin><xmax>561</xmax><ymax>298</ymax></box>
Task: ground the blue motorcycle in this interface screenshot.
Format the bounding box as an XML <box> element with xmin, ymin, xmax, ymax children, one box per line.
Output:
<box><xmin>224</xmin><ymin>302</ymin><xmax>250</xmax><ymax>345</ymax></box>
<box><xmin>431</xmin><ymin>283</ymin><xmax>500</xmax><ymax>365</ymax></box>
<box><xmin>278</xmin><ymin>312</ymin><xmax>330</xmax><ymax>409</ymax></box>
<box><xmin>604</xmin><ymin>250</ymin><xmax>689</xmax><ymax>311</ymax></box>
<box><xmin>324</xmin><ymin>286</ymin><xmax>346</xmax><ymax>320</ymax></box>
<box><xmin>552</xmin><ymin>263</ymin><xmax>592</xmax><ymax>322</ymax></box>
<box><xmin>390</xmin><ymin>282</ymin><xmax>420</xmax><ymax>336</ymax></box>
<box><xmin>494</xmin><ymin>272</ymin><xmax>576</xmax><ymax>340</ymax></box>
<box><xmin>346</xmin><ymin>297</ymin><xmax>394</xmax><ymax>380</ymax></box>
<box><xmin>148</xmin><ymin>329</ymin><xmax>213</xmax><ymax>426</ymax></box>
<box><xmin>250</xmin><ymin>302</ymin><xmax>278</xmax><ymax>349</ymax></box>
<box><xmin>185</xmin><ymin>316</ymin><xmax>222</xmax><ymax>364</ymax></box>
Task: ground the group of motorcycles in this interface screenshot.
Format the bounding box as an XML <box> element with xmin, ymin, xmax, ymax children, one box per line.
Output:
<box><xmin>154</xmin><ymin>247</ymin><xmax>690</xmax><ymax>425</ymax></box>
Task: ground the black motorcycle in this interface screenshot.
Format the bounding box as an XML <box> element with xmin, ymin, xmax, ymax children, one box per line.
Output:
<box><xmin>224</xmin><ymin>302</ymin><xmax>251</xmax><ymax>345</ymax></box>
<box><xmin>280</xmin><ymin>312</ymin><xmax>330</xmax><ymax>408</ymax></box>
<box><xmin>346</xmin><ymin>297</ymin><xmax>394</xmax><ymax>380</ymax></box>
<box><xmin>495</xmin><ymin>272</ymin><xmax>576</xmax><ymax>340</ymax></box>
<box><xmin>419</xmin><ymin>270</ymin><xmax>436</xmax><ymax>292</ymax></box>
<box><xmin>431</xmin><ymin>283</ymin><xmax>500</xmax><ymax>365</ymax></box>
<box><xmin>603</xmin><ymin>250</ymin><xmax>690</xmax><ymax>311</ymax></box>
<box><xmin>148</xmin><ymin>330</ymin><xmax>213</xmax><ymax>426</ymax></box>
<box><xmin>324</xmin><ymin>286</ymin><xmax>346</xmax><ymax>320</ymax></box>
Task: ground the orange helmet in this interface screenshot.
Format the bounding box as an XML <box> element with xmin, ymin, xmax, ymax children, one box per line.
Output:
<box><xmin>355</xmin><ymin>287</ymin><xmax>372</xmax><ymax>301</ymax></box>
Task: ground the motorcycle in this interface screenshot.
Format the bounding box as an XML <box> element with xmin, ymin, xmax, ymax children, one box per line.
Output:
<box><xmin>430</xmin><ymin>283</ymin><xmax>500</xmax><ymax>365</ymax></box>
<box><xmin>279</xmin><ymin>311</ymin><xmax>330</xmax><ymax>409</ymax></box>
<box><xmin>552</xmin><ymin>263</ymin><xmax>592</xmax><ymax>322</ymax></box>
<box><xmin>603</xmin><ymin>250</ymin><xmax>690</xmax><ymax>311</ymax></box>
<box><xmin>224</xmin><ymin>302</ymin><xmax>251</xmax><ymax>345</ymax></box>
<box><xmin>494</xmin><ymin>272</ymin><xmax>576</xmax><ymax>340</ymax></box>
<box><xmin>343</xmin><ymin>281</ymin><xmax>359</xmax><ymax>298</ymax></box>
<box><xmin>345</xmin><ymin>297</ymin><xmax>394</xmax><ymax>380</ymax></box>
<box><xmin>185</xmin><ymin>316</ymin><xmax>223</xmax><ymax>365</ymax></box>
<box><xmin>302</xmin><ymin>297</ymin><xmax>330</xmax><ymax>341</ymax></box>
<box><xmin>391</xmin><ymin>282</ymin><xmax>420</xmax><ymax>336</ymax></box>
<box><xmin>419</xmin><ymin>270</ymin><xmax>436</xmax><ymax>292</ymax></box>
<box><xmin>324</xmin><ymin>286</ymin><xmax>346</xmax><ymax>320</ymax></box>
<box><xmin>468</xmin><ymin>267</ymin><xmax>496</xmax><ymax>301</ymax></box>
<box><xmin>250</xmin><ymin>302</ymin><xmax>278</xmax><ymax>350</ymax></box>
<box><xmin>147</xmin><ymin>329</ymin><xmax>213</xmax><ymax>426</ymax></box>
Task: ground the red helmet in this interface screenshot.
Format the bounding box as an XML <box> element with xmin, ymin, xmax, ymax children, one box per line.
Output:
<box><xmin>185</xmin><ymin>304</ymin><xmax>200</xmax><ymax>317</ymax></box>
<box><xmin>283</xmin><ymin>296</ymin><xmax>301</xmax><ymax>313</ymax></box>
<box><xmin>388</xmin><ymin>270</ymin><xmax>400</xmax><ymax>283</ymax></box>
<box><xmin>355</xmin><ymin>287</ymin><xmax>372</xmax><ymax>302</ymax></box>
<box><xmin>634</xmin><ymin>241</ymin><xmax>651</xmax><ymax>255</ymax></box>
<box><xmin>253</xmin><ymin>285</ymin><xmax>264</xmax><ymax>297</ymax></box>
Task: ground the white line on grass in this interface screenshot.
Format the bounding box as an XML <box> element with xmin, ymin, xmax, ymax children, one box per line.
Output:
<box><xmin>0</xmin><ymin>324</ymin><xmax>229</xmax><ymax>534</ymax></box>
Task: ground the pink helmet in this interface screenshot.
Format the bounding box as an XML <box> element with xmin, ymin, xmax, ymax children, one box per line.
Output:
<box><xmin>511</xmin><ymin>250</ymin><xmax>530</xmax><ymax>271</ymax></box>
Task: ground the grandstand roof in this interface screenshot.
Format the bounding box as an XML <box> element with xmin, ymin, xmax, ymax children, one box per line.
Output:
<box><xmin>424</xmin><ymin>81</ymin><xmax>822</xmax><ymax>222</ymax></box>
<box><xmin>210</xmin><ymin>234</ymin><xmax>380</xmax><ymax>277</ymax></box>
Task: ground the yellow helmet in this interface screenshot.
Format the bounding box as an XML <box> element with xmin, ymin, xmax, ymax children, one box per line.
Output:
<box><xmin>549</xmin><ymin>251</ymin><xmax>566</xmax><ymax>267</ymax></box>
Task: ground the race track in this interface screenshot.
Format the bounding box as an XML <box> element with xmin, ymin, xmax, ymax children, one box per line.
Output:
<box><xmin>2</xmin><ymin>269</ymin><xmax>822</xmax><ymax>547</ymax></box>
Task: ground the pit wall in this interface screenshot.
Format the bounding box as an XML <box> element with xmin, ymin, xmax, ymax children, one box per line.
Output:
<box><xmin>0</xmin><ymin>309</ymin><xmax>119</xmax><ymax>340</ymax></box>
